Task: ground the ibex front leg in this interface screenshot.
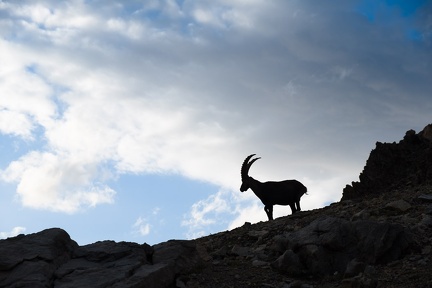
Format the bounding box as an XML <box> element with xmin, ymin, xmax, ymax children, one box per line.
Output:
<box><xmin>264</xmin><ymin>205</ymin><xmax>273</xmax><ymax>220</ymax></box>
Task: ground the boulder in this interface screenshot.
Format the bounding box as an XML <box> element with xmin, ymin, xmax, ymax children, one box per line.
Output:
<box><xmin>54</xmin><ymin>240</ymin><xmax>153</xmax><ymax>288</ymax></box>
<box><xmin>0</xmin><ymin>229</ymin><xmax>208</xmax><ymax>288</ymax></box>
<box><xmin>272</xmin><ymin>216</ymin><xmax>413</xmax><ymax>276</ymax></box>
<box><xmin>0</xmin><ymin>228</ymin><xmax>77</xmax><ymax>288</ymax></box>
<box><xmin>385</xmin><ymin>200</ymin><xmax>412</xmax><ymax>213</ymax></box>
<box><xmin>344</xmin><ymin>258</ymin><xmax>366</xmax><ymax>278</ymax></box>
<box><xmin>418</xmin><ymin>194</ymin><xmax>432</xmax><ymax>203</ymax></box>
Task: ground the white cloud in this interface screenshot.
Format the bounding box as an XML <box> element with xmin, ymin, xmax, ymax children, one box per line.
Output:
<box><xmin>0</xmin><ymin>109</ymin><xmax>33</xmax><ymax>138</ymax></box>
<box><xmin>228</xmin><ymin>202</ymin><xmax>266</xmax><ymax>230</ymax></box>
<box><xmin>10</xmin><ymin>1</ymin><xmax>98</xmax><ymax>30</ymax></box>
<box><xmin>133</xmin><ymin>217</ymin><xmax>151</xmax><ymax>236</ymax></box>
<box><xmin>1</xmin><ymin>151</ymin><xmax>115</xmax><ymax>213</ymax></box>
<box><xmin>0</xmin><ymin>226</ymin><xmax>26</xmax><ymax>239</ymax></box>
<box><xmin>0</xmin><ymin>42</ymin><xmax>56</xmax><ymax>139</ymax></box>
<box><xmin>182</xmin><ymin>190</ymin><xmax>233</xmax><ymax>239</ymax></box>
<box><xmin>152</xmin><ymin>207</ymin><xmax>161</xmax><ymax>215</ymax></box>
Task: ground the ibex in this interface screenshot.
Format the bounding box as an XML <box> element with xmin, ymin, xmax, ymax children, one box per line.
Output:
<box><xmin>240</xmin><ymin>154</ymin><xmax>307</xmax><ymax>220</ymax></box>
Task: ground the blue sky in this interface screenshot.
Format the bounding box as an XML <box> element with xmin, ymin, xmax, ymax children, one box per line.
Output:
<box><xmin>1</xmin><ymin>0</ymin><xmax>431</xmax><ymax>245</ymax></box>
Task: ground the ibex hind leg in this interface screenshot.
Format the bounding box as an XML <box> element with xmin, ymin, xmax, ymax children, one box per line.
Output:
<box><xmin>264</xmin><ymin>205</ymin><xmax>273</xmax><ymax>221</ymax></box>
<box><xmin>289</xmin><ymin>203</ymin><xmax>297</xmax><ymax>214</ymax></box>
<box><xmin>295</xmin><ymin>200</ymin><xmax>301</xmax><ymax>212</ymax></box>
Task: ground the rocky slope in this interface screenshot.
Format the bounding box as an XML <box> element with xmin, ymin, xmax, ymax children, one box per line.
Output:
<box><xmin>342</xmin><ymin>124</ymin><xmax>432</xmax><ymax>201</ymax></box>
<box><xmin>1</xmin><ymin>124</ymin><xmax>432</xmax><ymax>288</ymax></box>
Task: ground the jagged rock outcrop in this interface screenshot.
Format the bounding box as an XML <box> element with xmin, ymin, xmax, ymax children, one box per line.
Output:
<box><xmin>0</xmin><ymin>229</ymin><xmax>207</xmax><ymax>288</ymax></box>
<box><xmin>0</xmin><ymin>228</ymin><xmax>77</xmax><ymax>287</ymax></box>
<box><xmin>342</xmin><ymin>124</ymin><xmax>432</xmax><ymax>200</ymax></box>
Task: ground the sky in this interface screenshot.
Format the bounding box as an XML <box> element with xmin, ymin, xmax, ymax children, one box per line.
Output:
<box><xmin>0</xmin><ymin>0</ymin><xmax>431</xmax><ymax>245</ymax></box>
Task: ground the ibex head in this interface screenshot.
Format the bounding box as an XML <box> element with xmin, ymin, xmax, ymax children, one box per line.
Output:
<box><xmin>240</xmin><ymin>154</ymin><xmax>261</xmax><ymax>192</ymax></box>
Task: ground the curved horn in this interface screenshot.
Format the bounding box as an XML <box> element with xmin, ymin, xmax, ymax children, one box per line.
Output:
<box><xmin>241</xmin><ymin>154</ymin><xmax>255</xmax><ymax>178</ymax></box>
<box><xmin>241</xmin><ymin>154</ymin><xmax>260</xmax><ymax>179</ymax></box>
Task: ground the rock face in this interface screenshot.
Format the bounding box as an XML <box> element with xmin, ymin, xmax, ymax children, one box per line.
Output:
<box><xmin>342</xmin><ymin>124</ymin><xmax>432</xmax><ymax>200</ymax></box>
<box><xmin>0</xmin><ymin>228</ymin><xmax>77</xmax><ymax>287</ymax></box>
<box><xmin>1</xmin><ymin>124</ymin><xmax>432</xmax><ymax>287</ymax></box>
<box><xmin>0</xmin><ymin>229</ymin><xmax>206</xmax><ymax>288</ymax></box>
<box><xmin>271</xmin><ymin>216</ymin><xmax>412</xmax><ymax>276</ymax></box>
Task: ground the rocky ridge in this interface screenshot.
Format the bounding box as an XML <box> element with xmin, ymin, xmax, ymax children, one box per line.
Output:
<box><xmin>1</xmin><ymin>124</ymin><xmax>432</xmax><ymax>287</ymax></box>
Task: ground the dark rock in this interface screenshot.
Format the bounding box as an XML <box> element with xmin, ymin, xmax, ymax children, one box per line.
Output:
<box><xmin>342</xmin><ymin>274</ymin><xmax>378</xmax><ymax>288</ymax></box>
<box><xmin>282</xmin><ymin>280</ymin><xmax>313</xmax><ymax>288</ymax></box>
<box><xmin>0</xmin><ymin>228</ymin><xmax>77</xmax><ymax>288</ymax></box>
<box><xmin>422</xmin><ymin>204</ymin><xmax>432</xmax><ymax>216</ymax></box>
<box><xmin>342</xmin><ymin>124</ymin><xmax>432</xmax><ymax>201</ymax></box>
<box><xmin>272</xmin><ymin>249</ymin><xmax>304</xmax><ymax>276</ymax></box>
<box><xmin>351</xmin><ymin>209</ymin><xmax>370</xmax><ymax>221</ymax></box>
<box><xmin>54</xmin><ymin>240</ymin><xmax>153</xmax><ymax>288</ymax></box>
<box><xmin>152</xmin><ymin>239</ymin><xmax>206</xmax><ymax>275</ymax></box>
<box><xmin>272</xmin><ymin>216</ymin><xmax>413</xmax><ymax>276</ymax></box>
<box><xmin>419</xmin><ymin>214</ymin><xmax>432</xmax><ymax>227</ymax></box>
<box><xmin>269</xmin><ymin>234</ymin><xmax>290</xmax><ymax>254</ymax></box>
<box><xmin>230</xmin><ymin>245</ymin><xmax>250</xmax><ymax>257</ymax></box>
<box><xmin>0</xmin><ymin>230</ymin><xmax>206</xmax><ymax>288</ymax></box>
<box><xmin>384</xmin><ymin>199</ymin><xmax>411</xmax><ymax>213</ymax></box>
<box><xmin>251</xmin><ymin>259</ymin><xmax>269</xmax><ymax>267</ymax></box>
<box><xmin>212</xmin><ymin>245</ymin><xmax>229</xmax><ymax>259</ymax></box>
<box><xmin>344</xmin><ymin>258</ymin><xmax>366</xmax><ymax>278</ymax></box>
<box><xmin>419</xmin><ymin>194</ymin><xmax>432</xmax><ymax>203</ymax></box>
<box><xmin>248</xmin><ymin>230</ymin><xmax>269</xmax><ymax>238</ymax></box>
<box><xmin>422</xmin><ymin>246</ymin><xmax>431</xmax><ymax>255</ymax></box>
<box><xmin>420</xmin><ymin>124</ymin><xmax>432</xmax><ymax>142</ymax></box>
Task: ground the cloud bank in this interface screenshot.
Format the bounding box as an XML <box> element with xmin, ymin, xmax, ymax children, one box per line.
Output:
<box><xmin>1</xmin><ymin>0</ymin><xmax>431</xmax><ymax>235</ymax></box>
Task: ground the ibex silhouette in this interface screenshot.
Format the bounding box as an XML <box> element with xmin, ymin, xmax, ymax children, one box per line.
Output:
<box><xmin>240</xmin><ymin>154</ymin><xmax>307</xmax><ymax>220</ymax></box>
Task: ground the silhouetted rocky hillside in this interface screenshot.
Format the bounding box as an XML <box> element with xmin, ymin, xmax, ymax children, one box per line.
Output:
<box><xmin>342</xmin><ymin>124</ymin><xmax>432</xmax><ymax>201</ymax></box>
<box><xmin>1</xmin><ymin>124</ymin><xmax>432</xmax><ymax>288</ymax></box>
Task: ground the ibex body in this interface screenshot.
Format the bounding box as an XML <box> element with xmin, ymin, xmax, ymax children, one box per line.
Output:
<box><xmin>240</xmin><ymin>154</ymin><xmax>307</xmax><ymax>220</ymax></box>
